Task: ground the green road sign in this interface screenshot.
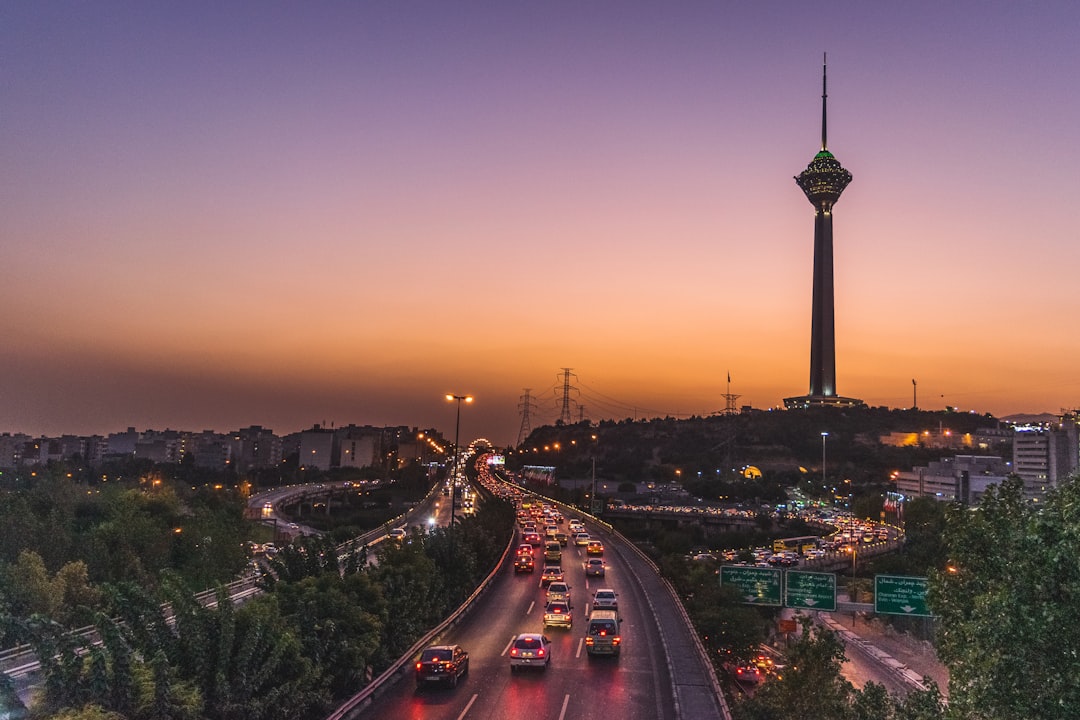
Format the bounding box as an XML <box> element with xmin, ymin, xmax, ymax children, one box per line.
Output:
<box><xmin>785</xmin><ymin>570</ymin><xmax>837</xmax><ymax>611</ymax></box>
<box><xmin>875</xmin><ymin>575</ymin><xmax>931</xmax><ymax>617</ymax></box>
<box><xmin>720</xmin><ymin>566</ymin><xmax>782</xmax><ymax>606</ymax></box>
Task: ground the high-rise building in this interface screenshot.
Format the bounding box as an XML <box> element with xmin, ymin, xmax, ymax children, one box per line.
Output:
<box><xmin>785</xmin><ymin>58</ymin><xmax>864</xmax><ymax>410</ymax></box>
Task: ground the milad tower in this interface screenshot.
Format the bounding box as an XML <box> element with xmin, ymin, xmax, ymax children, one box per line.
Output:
<box><xmin>785</xmin><ymin>57</ymin><xmax>864</xmax><ymax>409</ymax></box>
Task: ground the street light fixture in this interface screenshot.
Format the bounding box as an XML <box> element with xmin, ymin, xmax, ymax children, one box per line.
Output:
<box><xmin>445</xmin><ymin>394</ymin><xmax>473</xmax><ymax>533</ymax></box>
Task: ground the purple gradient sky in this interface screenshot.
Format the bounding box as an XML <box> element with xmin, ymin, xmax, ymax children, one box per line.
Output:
<box><xmin>4</xmin><ymin>2</ymin><xmax>1080</xmax><ymax>445</ymax></box>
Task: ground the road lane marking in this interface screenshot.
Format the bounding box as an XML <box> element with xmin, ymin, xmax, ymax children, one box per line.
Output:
<box><xmin>526</xmin><ymin>600</ymin><xmax>534</xmax><ymax>615</ymax></box>
<box><xmin>557</xmin><ymin>694</ymin><xmax>570</xmax><ymax>720</ymax></box>
<box><xmin>456</xmin><ymin>694</ymin><xmax>478</xmax><ymax>720</ymax></box>
<box><xmin>575</xmin><ymin>638</ymin><xmax>583</xmax><ymax>658</ymax></box>
<box><xmin>501</xmin><ymin>636</ymin><xmax>515</xmax><ymax>656</ymax></box>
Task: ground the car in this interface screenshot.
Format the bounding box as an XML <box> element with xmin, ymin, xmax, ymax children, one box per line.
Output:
<box><xmin>546</xmin><ymin>581</ymin><xmax>571</xmax><ymax>604</ymax></box>
<box><xmin>752</xmin><ymin>654</ymin><xmax>775</xmax><ymax>674</ymax></box>
<box><xmin>568</xmin><ymin>519</ymin><xmax>584</xmax><ymax>532</ymax></box>
<box><xmin>509</xmin><ymin>633</ymin><xmax>551</xmax><ymax>672</ymax></box>
<box><xmin>540</xmin><ymin>565</ymin><xmax>564</xmax><ymax>585</ymax></box>
<box><xmin>523</xmin><ymin>531</ymin><xmax>543</xmax><ymax>546</ymax></box>
<box><xmin>584</xmin><ymin>557</ymin><xmax>606</xmax><ymax>576</ymax></box>
<box><xmin>388</xmin><ymin>528</ymin><xmax>407</xmax><ymax>542</ymax></box>
<box><xmin>586</xmin><ymin>540</ymin><xmax>604</xmax><ymax>556</ymax></box>
<box><xmin>584</xmin><ymin>610</ymin><xmax>621</xmax><ymax>657</ymax></box>
<box><xmin>516</xmin><ymin>543</ymin><xmax>534</xmax><ymax>557</ymax></box>
<box><xmin>544</xmin><ymin>541</ymin><xmax>562</xmax><ymax>562</ymax></box>
<box><xmin>415</xmin><ymin>644</ymin><xmax>469</xmax><ymax>687</ymax></box>
<box><xmin>592</xmin><ymin>588</ymin><xmax>618</xmax><ymax>610</ymax></box>
<box><xmin>554</xmin><ymin>531</ymin><xmax>569</xmax><ymax>546</ymax></box>
<box><xmin>734</xmin><ymin>664</ymin><xmax>763</xmax><ymax>685</ymax></box>
<box><xmin>543</xmin><ymin>600</ymin><xmax>573</xmax><ymax>628</ymax></box>
<box><xmin>514</xmin><ymin>555</ymin><xmax>535</xmax><ymax>573</ymax></box>
<box><xmin>573</xmin><ymin>532</ymin><xmax>591</xmax><ymax>546</ymax></box>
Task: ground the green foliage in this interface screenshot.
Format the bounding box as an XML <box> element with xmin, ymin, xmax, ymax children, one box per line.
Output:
<box><xmin>733</xmin><ymin>620</ymin><xmax>855</xmax><ymax>720</ymax></box>
<box><xmin>0</xmin><ymin>550</ymin><xmax>101</xmax><ymax>626</ymax></box>
<box><xmin>930</xmin><ymin>475</ymin><xmax>1080</xmax><ymax>719</ymax></box>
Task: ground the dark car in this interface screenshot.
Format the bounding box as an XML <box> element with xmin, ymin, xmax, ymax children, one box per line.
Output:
<box><xmin>415</xmin><ymin>644</ymin><xmax>469</xmax><ymax>688</ymax></box>
<box><xmin>514</xmin><ymin>555</ymin><xmax>535</xmax><ymax>573</ymax></box>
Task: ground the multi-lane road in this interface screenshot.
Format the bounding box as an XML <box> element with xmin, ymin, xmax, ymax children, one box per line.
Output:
<box><xmin>361</xmin><ymin>517</ymin><xmax>680</xmax><ymax>720</ymax></box>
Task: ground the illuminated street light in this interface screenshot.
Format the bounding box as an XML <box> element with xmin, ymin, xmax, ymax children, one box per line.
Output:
<box><xmin>445</xmin><ymin>394</ymin><xmax>473</xmax><ymax>536</ymax></box>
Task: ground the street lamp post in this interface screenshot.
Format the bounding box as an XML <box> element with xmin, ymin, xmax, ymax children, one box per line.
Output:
<box><xmin>821</xmin><ymin>431</ymin><xmax>829</xmax><ymax>492</ymax></box>
<box><xmin>849</xmin><ymin>543</ymin><xmax>858</xmax><ymax>627</ymax></box>
<box><xmin>445</xmin><ymin>394</ymin><xmax>473</xmax><ymax>535</ymax></box>
<box><xmin>590</xmin><ymin>434</ymin><xmax>598</xmax><ymax>514</ymax></box>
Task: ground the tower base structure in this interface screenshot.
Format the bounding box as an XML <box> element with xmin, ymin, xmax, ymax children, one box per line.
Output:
<box><xmin>783</xmin><ymin>394</ymin><xmax>865</xmax><ymax>410</ymax></box>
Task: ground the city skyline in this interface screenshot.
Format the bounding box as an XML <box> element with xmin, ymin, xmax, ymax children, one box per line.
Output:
<box><xmin>5</xmin><ymin>3</ymin><xmax>1080</xmax><ymax>445</ymax></box>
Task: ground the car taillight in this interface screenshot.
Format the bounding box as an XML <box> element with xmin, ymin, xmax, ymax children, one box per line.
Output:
<box><xmin>537</xmin><ymin>648</ymin><xmax>545</xmax><ymax>657</ymax></box>
<box><xmin>510</xmin><ymin>647</ymin><xmax>518</xmax><ymax>656</ymax></box>
<box><xmin>416</xmin><ymin>662</ymin><xmax>422</xmax><ymax>671</ymax></box>
<box><xmin>612</xmin><ymin>637</ymin><xmax>621</xmax><ymax>645</ymax></box>
<box><xmin>585</xmin><ymin>637</ymin><xmax>594</xmax><ymax>645</ymax></box>
<box><xmin>599</xmin><ymin>630</ymin><xmax>606</xmax><ymax>636</ymax></box>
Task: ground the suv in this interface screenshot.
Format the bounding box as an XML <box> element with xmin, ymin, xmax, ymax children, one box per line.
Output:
<box><xmin>584</xmin><ymin>609</ymin><xmax>621</xmax><ymax>657</ymax></box>
<box><xmin>544</xmin><ymin>541</ymin><xmax>562</xmax><ymax>562</ymax></box>
<box><xmin>415</xmin><ymin>644</ymin><xmax>469</xmax><ymax>687</ymax></box>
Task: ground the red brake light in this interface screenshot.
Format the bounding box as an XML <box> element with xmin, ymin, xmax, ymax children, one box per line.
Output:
<box><xmin>537</xmin><ymin>648</ymin><xmax>545</xmax><ymax>657</ymax></box>
<box><xmin>415</xmin><ymin>662</ymin><xmax>422</xmax><ymax>671</ymax></box>
<box><xmin>510</xmin><ymin>647</ymin><xmax>518</xmax><ymax>656</ymax></box>
<box><xmin>599</xmin><ymin>630</ymin><xmax>606</xmax><ymax>636</ymax></box>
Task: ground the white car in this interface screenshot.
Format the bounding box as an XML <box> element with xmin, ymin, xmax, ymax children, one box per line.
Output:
<box><xmin>592</xmin><ymin>588</ymin><xmax>618</xmax><ymax>610</ymax></box>
<box><xmin>388</xmin><ymin>527</ymin><xmax>407</xmax><ymax>541</ymax></box>
<box><xmin>509</xmin><ymin>633</ymin><xmax>551</xmax><ymax>671</ymax></box>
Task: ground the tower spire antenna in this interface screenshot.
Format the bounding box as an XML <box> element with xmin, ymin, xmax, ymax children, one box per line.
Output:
<box><xmin>821</xmin><ymin>52</ymin><xmax>828</xmax><ymax>151</ymax></box>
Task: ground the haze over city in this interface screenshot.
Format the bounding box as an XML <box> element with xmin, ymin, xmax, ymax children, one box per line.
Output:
<box><xmin>4</xmin><ymin>2</ymin><xmax>1080</xmax><ymax>445</ymax></box>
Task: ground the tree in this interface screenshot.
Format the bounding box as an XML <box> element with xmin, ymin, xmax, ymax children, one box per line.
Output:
<box><xmin>930</xmin><ymin>475</ymin><xmax>1080</xmax><ymax>718</ymax></box>
<box><xmin>733</xmin><ymin>619</ymin><xmax>855</xmax><ymax>720</ymax></box>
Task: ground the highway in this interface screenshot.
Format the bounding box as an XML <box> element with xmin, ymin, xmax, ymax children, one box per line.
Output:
<box><xmin>360</xmin><ymin>518</ymin><xmax>678</xmax><ymax>720</ymax></box>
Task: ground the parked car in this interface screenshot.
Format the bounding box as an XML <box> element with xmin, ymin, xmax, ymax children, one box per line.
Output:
<box><xmin>509</xmin><ymin>633</ymin><xmax>551</xmax><ymax>672</ymax></box>
<box><xmin>415</xmin><ymin>644</ymin><xmax>469</xmax><ymax>688</ymax></box>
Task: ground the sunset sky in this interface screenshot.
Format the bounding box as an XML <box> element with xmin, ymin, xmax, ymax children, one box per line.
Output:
<box><xmin>4</xmin><ymin>2</ymin><xmax>1080</xmax><ymax>446</ymax></box>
